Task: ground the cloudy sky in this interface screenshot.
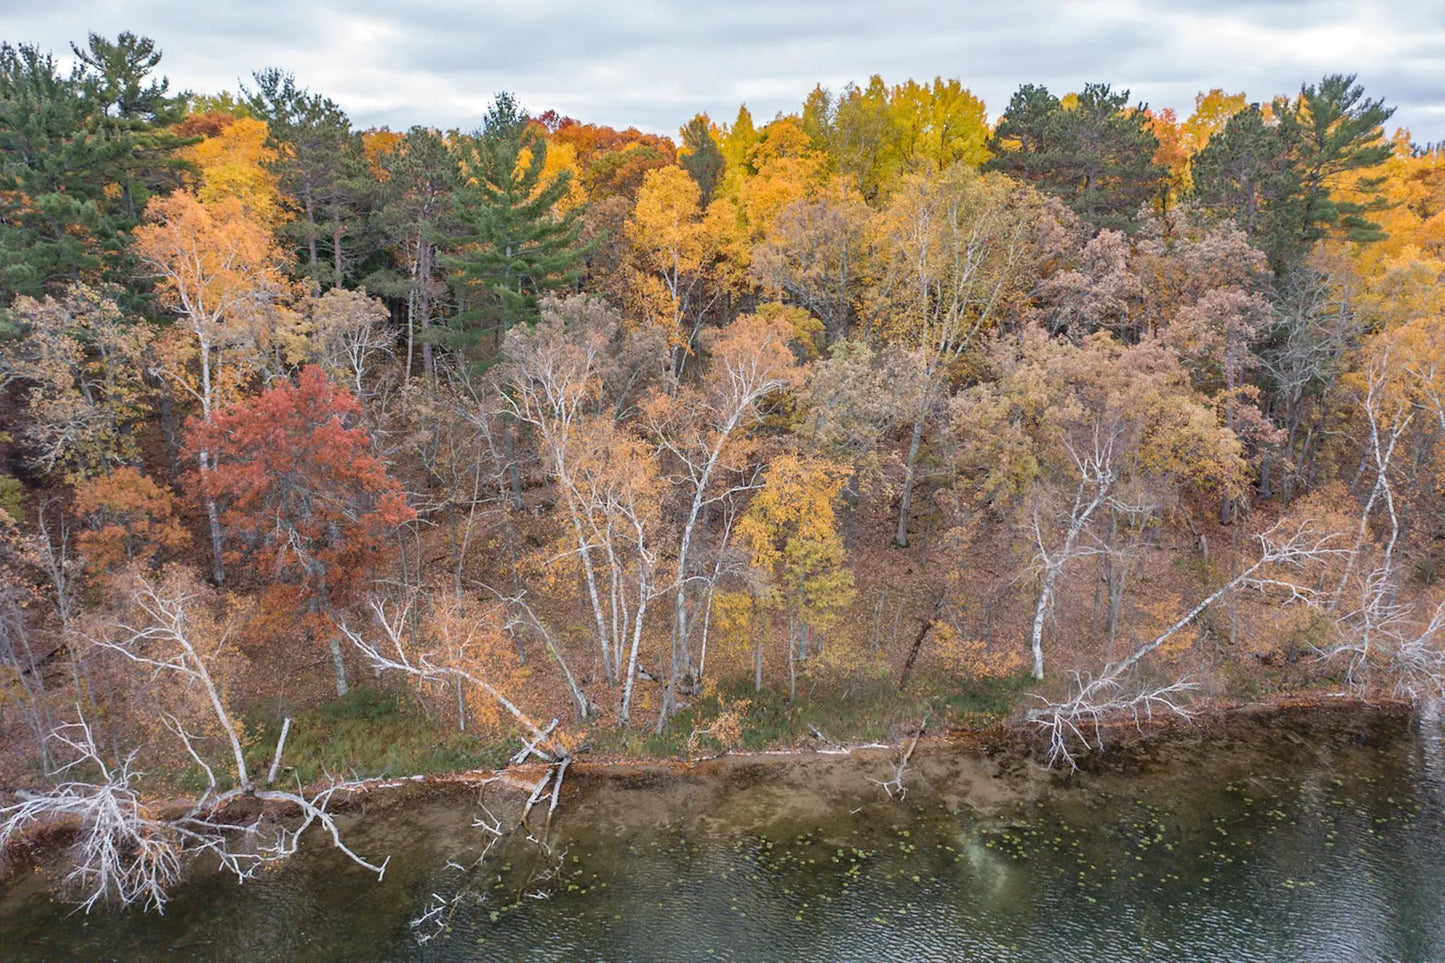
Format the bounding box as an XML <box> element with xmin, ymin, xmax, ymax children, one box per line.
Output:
<box><xmin>7</xmin><ymin>1</ymin><xmax>1444</xmax><ymax>142</ymax></box>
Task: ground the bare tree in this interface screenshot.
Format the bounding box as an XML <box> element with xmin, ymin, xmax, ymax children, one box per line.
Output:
<box><xmin>1027</xmin><ymin>424</ymin><xmax>1118</xmax><ymax>680</ymax></box>
<box><xmin>502</xmin><ymin>298</ymin><xmax>623</xmax><ymax>685</ymax></box>
<box><xmin>1300</xmin><ymin>332</ymin><xmax>1445</xmax><ymax>698</ymax></box>
<box><xmin>0</xmin><ymin>515</ymin><xmax>54</xmax><ymax>770</ymax></box>
<box><xmin>344</xmin><ymin>597</ymin><xmax>575</xmax><ymax>837</ymax></box>
<box><xmin>648</xmin><ymin>311</ymin><xmax>801</xmax><ymax>721</ymax></box>
<box><xmin>301</xmin><ymin>287</ymin><xmax>396</xmax><ymax>398</ymax></box>
<box><xmin>1</xmin><ymin>570</ymin><xmax>387</xmax><ymax>912</ymax></box>
<box><xmin>1029</xmin><ymin>520</ymin><xmax>1348</xmax><ymax>770</ymax></box>
<box><xmin>752</xmin><ymin>188</ymin><xmax>873</xmax><ymax>345</ymax></box>
<box><xmin>1258</xmin><ymin>267</ymin><xmax>1360</xmax><ymax>500</ymax></box>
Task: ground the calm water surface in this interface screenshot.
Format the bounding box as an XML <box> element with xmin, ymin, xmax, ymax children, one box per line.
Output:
<box><xmin>1</xmin><ymin>707</ymin><xmax>1441</xmax><ymax>961</ymax></box>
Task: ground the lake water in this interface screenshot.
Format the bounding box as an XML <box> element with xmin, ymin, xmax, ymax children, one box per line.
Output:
<box><xmin>1</xmin><ymin>706</ymin><xmax>1441</xmax><ymax>961</ymax></box>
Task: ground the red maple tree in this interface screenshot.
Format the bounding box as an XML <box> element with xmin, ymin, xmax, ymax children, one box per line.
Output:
<box><xmin>186</xmin><ymin>365</ymin><xmax>414</xmax><ymax>692</ymax></box>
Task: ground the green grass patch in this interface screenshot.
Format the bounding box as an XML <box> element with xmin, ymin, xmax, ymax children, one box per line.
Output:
<box><xmin>237</xmin><ymin>670</ymin><xmax>1040</xmax><ymax>781</ymax></box>
<box><xmin>937</xmin><ymin>672</ymin><xmax>1036</xmax><ymax>726</ymax></box>
<box><xmin>629</xmin><ymin>670</ymin><xmax>1038</xmax><ymax>755</ymax></box>
<box><xmin>245</xmin><ymin>687</ymin><xmax>514</xmax><ymax>785</ymax></box>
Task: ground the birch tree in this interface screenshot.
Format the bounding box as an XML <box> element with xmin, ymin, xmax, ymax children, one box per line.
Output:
<box><xmin>1</xmin><ymin>568</ymin><xmax>387</xmax><ymax>912</ymax></box>
<box><xmin>1029</xmin><ymin>521</ymin><xmax>1348</xmax><ymax>769</ymax></box>
<box><xmin>871</xmin><ymin>167</ymin><xmax>1050</xmax><ymax>546</ymax></box>
<box><xmin>646</xmin><ymin>310</ymin><xmax>802</xmax><ymax>721</ymax></box>
<box><xmin>957</xmin><ymin>330</ymin><xmax>1245</xmax><ymax>679</ymax></box>
<box><xmin>133</xmin><ymin>191</ymin><xmax>287</xmax><ymax>584</ymax></box>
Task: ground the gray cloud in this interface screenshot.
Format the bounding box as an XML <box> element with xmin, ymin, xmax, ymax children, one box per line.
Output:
<box><xmin>5</xmin><ymin>0</ymin><xmax>1443</xmax><ymax>141</ymax></box>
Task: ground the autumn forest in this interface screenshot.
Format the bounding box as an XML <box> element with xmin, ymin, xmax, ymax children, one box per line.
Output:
<box><xmin>2</xmin><ymin>30</ymin><xmax>1444</xmax><ymax>909</ymax></box>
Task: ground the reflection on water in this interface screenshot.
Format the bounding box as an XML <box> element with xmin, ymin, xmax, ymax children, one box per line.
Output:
<box><xmin>1</xmin><ymin>707</ymin><xmax>1441</xmax><ymax>961</ymax></box>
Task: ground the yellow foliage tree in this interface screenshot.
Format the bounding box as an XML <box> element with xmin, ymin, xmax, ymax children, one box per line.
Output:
<box><xmin>887</xmin><ymin>77</ymin><xmax>990</xmax><ymax>173</ymax></box>
<box><xmin>0</xmin><ymin>284</ymin><xmax>152</xmax><ymax>482</ymax></box>
<box><xmin>738</xmin><ymin>117</ymin><xmax>830</xmax><ymax>238</ymax></box>
<box><xmin>1182</xmin><ymin>88</ymin><xmax>1249</xmax><ymax>153</ymax></box>
<box><xmin>626</xmin><ymin>165</ymin><xmax>747</xmax><ymax>375</ymax></box>
<box><xmin>871</xmin><ymin>167</ymin><xmax>1054</xmax><ymax>546</ymax></box>
<box><xmin>1349</xmin><ymin>137</ymin><xmax>1445</xmax><ymax>331</ymax></box>
<box><xmin>735</xmin><ymin>454</ymin><xmax>856</xmax><ymax>698</ymax></box>
<box><xmin>181</xmin><ymin>116</ymin><xmax>287</xmax><ymax>229</ymax></box>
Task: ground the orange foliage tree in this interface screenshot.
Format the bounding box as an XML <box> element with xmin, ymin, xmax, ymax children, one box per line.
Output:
<box><xmin>186</xmin><ymin>365</ymin><xmax>414</xmax><ymax>695</ymax></box>
<box><xmin>133</xmin><ymin>190</ymin><xmax>287</xmax><ymax>584</ymax></box>
<box><xmin>73</xmin><ymin>467</ymin><xmax>188</xmax><ymax>576</ymax></box>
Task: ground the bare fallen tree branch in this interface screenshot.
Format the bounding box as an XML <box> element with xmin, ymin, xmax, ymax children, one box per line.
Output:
<box><xmin>870</xmin><ymin>718</ymin><xmax>926</xmax><ymax>799</ymax></box>
<box><xmin>1</xmin><ymin>571</ymin><xmax>389</xmax><ymax>912</ymax></box>
<box><xmin>343</xmin><ymin>596</ymin><xmax>575</xmax><ymax>845</ymax></box>
<box><xmin>1027</xmin><ymin>520</ymin><xmax>1347</xmax><ymax>770</ymax></box>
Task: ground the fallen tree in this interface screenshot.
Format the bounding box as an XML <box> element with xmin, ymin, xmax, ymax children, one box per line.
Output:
<box><xmin>1027</xmin><ymin>520</ymin><xmax>1348</xmax><ymax>770</ymax></box>
<box><xmin>0</xmin><ymin>569</ymin><xmax>386</xmax><ymax>912</ymax></box>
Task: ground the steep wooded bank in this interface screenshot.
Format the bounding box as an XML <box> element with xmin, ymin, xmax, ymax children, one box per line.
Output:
<box><xmin>3</xmin><ymin>31</ymin><xmax>1445</xmax><ymax>907</ymax></box>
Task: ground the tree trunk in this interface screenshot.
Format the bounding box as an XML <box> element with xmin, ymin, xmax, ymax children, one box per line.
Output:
<box><xmin>157</xmin><ymin>382</ymin><xmax>180</xmax><ymax>483</ymax></box>
<box><xmin>504</xmin><ymin>422</ymin><xmax>524</xmax><ymax>510</ymax></box>
<box><xmin>787</xmin><ymin>612</ymin><xmax>798</xmax><ymax>703</ymax></box>
<box><xmin>332</xmin><ymin>224</ymin><xmax>344</xmax><ymax>289</ymax></box>
<box><xmin>1030</xmin><ymin>480</ymin><xmax>1109</xmax><ymax>680</ymax></box>
<box><xmin>1104</xmin><ymin>510</ymin><xmax>1122</xmax><ymax>662</ymax></box>
<box><xmin>420</xmin><ymin>240</ymin><xmax>436</xmax><ymax>381</ymax></box>
<box><xmin>898</xmin><ymin>595</ymin><xmax>944</xmax><ymax>691</ymax></box>
<box><xmin>199</xmin><ymin>450</ymin><xmax>225</xmax><ymax>586</ymax></box>
<box><xmin>328</xmin><ymin>634</ymin><xmax>349</xmax><ymax>697</ymax></box>
<box><xmin>304</xmin><ymin>190</ymin><xmax>318</xmax><ymax>277</ymax></box>
<box><xmin>895</xmin><ymin>414</ymin><xmax>926</xmax><ymax>547</ymax></box>
<box><xmin>445</xmin><ymin>497</ymin><xmax>462</xmax><ymax>597</ymax></box>
<box><xmin>1030</xmin><ymin>574</ymin><xmax>1054</xmax><ymax>681</ymax></box>
<box><xmin>405</xmin><ymin>279</ymin><xmax>416</xmax><ymax>381</ymax></box>
<box><xmin>622</xmin><ymin>589</ymin><xmax>650</xmax><ymax>727</ymax></box>
<box><xmin>754</xmin><ymin>635</ymin><xmax>764</xmax><ymax>694</ymax></box>
<box><xmin>197</xmin><ymin>341</ymin><xmax>226</xmax><ymax>585</ymax></box>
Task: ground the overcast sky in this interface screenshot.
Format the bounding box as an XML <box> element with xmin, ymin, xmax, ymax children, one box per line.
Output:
<box><xmin>6</xmin><ymin>1</ymin><xmax>1444</xmax><ymax>143</ymax></box>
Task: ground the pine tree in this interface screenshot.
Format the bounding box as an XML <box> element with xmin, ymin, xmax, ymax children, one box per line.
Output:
<box><xmin>440</xmin><ymin>93</ymin><xmax>585</xmax><ymax>355</ymax></box>
<box><xmin>1276</xmin><ymin>74</ymin><xmax>1395</xmax><ymax>251</ymax></box>
<box><xmin>1190</xmin><ymin>105</ymin><xmax>1303</xmax><ymax>270</ymax></box>
<box><xmin>987</xmin><ymin>82</ymin><xmax>1166</xmax><ymax>232</ymax></box>
<box><xmin>679</xmin><ymin>115</ymin><xmax>724</xmax><ymax>206</ymax></box>
<box><xmin>0</xmin><ymin>35</ymin><xmax>189</xmax><ymax>305</ymax></box>
<box><xmin>1192</xmin><ymin>75</ymin><xmax>1394</xmax><ymax>274</ymax></box>
<box><xmin>366</xmin><ymin>126</ymin><xmax>455</xmax><ymax>378</ymax></box>
<box><xmin>244</xmin><ymin>68</ymin><xmax>373</xmax><ymax>287</ymax></box>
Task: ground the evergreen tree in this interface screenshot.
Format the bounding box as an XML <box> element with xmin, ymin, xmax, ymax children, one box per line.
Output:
<box><xmin>0</xmin><ymin>35</ymin><xmax>188</xmax><ymax>305</ymax></box>
<box><xmin>366</xmin><ymin>126</ymin><xmax>456</xmax><ymax>378</ymax></box>
<box><xmin>440</xmin><ymin>92</ymin><xmax>585</xmax><ymax>354</ymax></box>
<box><xmin>679</xmin><ymin>115</ymin><xmax>724</xmax><ymax>206</ymax></box>
<box><xmin>72</xmin><ymin>32</ymin><xmax>191</xmax><ymax>222</ymax></box>
<box><xmin>244</xmin><ymin>68</ymin><xmax>373</xmax><ymax>287</ymax></box>
<box><xmin>987</xmin><ymin>82</ymin><xmax>1166</xmax><ymax>232</ymax></box>
<box><xmin>1190</xmin><ymin>105</ymin><xmax>1302</xmax><ymax>270</ymax></box>
<box><xmin>1192</xmin><ymin>75</ymin><xmax>1394</xmax><ymax>274</ymax></box>
<box><xmin>1275</xmin><ymin>73</ymin><xmax>1395</xmax><ymax>251</ymax></box>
